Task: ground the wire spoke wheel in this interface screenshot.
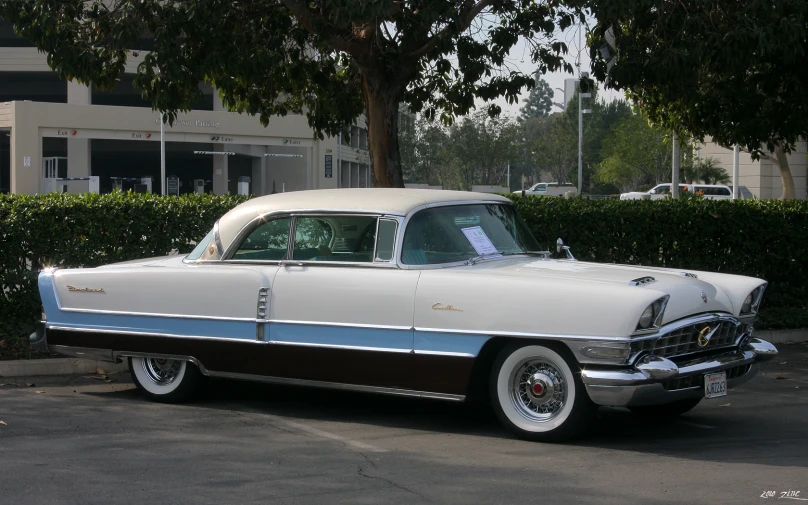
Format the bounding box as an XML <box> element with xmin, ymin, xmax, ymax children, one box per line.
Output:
<box><xmin>510</xmin><ymin>358</ymin><xmax>567</xmax><ymax>423</ymax></box>
<box><xmin>141</xmin><ymin>358</ymin><xmax>183</xmax><ymax>386</ymax></box>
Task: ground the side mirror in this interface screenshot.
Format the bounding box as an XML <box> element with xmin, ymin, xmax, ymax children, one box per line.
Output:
<box><xmin>556</xmin><ymin>238</ymin><xmax>577</xmax><ymax>261</ymax></box>
<box><xmin>648</xmin><ymin>189</ymin><xmax>656</xmax><ymax>194</ymax></box>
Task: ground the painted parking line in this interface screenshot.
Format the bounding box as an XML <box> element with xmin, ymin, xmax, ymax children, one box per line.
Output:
<box><xmin>230</xmin><ymin>405</ymin><xmax>388</xmax><ymax>453</ymax></box>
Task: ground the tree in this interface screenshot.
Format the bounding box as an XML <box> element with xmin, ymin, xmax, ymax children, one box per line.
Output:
<box><xmin>589</xmin><ymin>0</ymin><xmax>808</xmax><ymax>199</ymax></box>
<box><xmin>682</xmin><ymin>157</ymin><xmax>730</xmax><ymax>185</ymax></box>
<box><xmin>1</xmin><ymin>1</ymin><xmax>584</xmax><ymax>188</ymax></box>
<box><xmin>519</xmin><ymin>74</ymin><xmax>554</xmax><ymax>120</ymax></box>
<box><xmin>447</xmin><ymin>111</ymin><xmax>521</xmax><ymax>188</ymax></box>
<box><xmin>595</xmin><ymin>111</ymin><xmax>670</xmax><ymax>192</ymax></box>
<box><xmin>530</xmin><ymin>114</ymin><xmax>577</xmax><ymax>185</ymax></box>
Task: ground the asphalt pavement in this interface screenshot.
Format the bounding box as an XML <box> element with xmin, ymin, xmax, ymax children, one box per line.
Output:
<box><xmin>1</xmin><ymin>343</ymin><xmax>806</xmax><ymax>505</ymax></box>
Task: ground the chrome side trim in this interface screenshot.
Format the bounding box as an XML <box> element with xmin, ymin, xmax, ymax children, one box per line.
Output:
<box><xmin>413</xmin><ymin>350</ymin><xmax>476</xmax><ymax>358</ymax></box>
<box><xmin>205</xmin><ymin>370</ymin><xmax>467</xmax><ymax>402</ymax></box>
<box><xmin>49</xmin><ymin>345</ymin><xmax>114</xmax><ymax>362</ymax></box>
<box><xmin>114</xmin><ymin>351</ymin><xmax>210</xmax><ymax>375</ymax></box>
<box><xmin>414</xmin><ymin>326</ymin><xmax>631</xmax><ymax>342</ymax></box>
<box><xmin>55</xmin><ymin>308</ymin><xmax>257</xmax><ymax>322</ymax></box>
<box><xmin>46</xmin><ymin>325</ymin><xmax>267</xmax><ymax>344</ymax></box>
<box><xmin>271</xmin><ymin>319</ymin><xmax>413</xmax><ymax>331</ymax></box>
<box><xmin>269</xmin><ymin>340</ymin><xmax>412</xmax><ymax>354</ymax></box>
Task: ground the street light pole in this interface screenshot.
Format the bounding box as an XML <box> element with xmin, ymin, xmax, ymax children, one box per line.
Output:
<box><xmin>578</xmin><ymin>88</ymin><xmax>582</xmax><ymax>195</ymax></box>
<box><xmin>160</xmin><ymin>112</ymin><xmax>166</xmax><ymax>196</ymax></box>
<box><xmin>507</xmin><ymin>160</ymin><xmax>510</xmax><ymax>192</ymax></box>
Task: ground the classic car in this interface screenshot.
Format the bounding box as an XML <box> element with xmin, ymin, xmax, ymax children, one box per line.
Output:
<box><xmin>30</xmin><ymin>189</ymin><xmax>778</xmax><ymax>441</ymax></box>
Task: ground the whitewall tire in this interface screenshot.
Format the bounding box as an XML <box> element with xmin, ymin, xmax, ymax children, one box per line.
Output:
<box><xmin>129</xmin><ymin>357</ymin><xmax>205</xmax><ymax>403</ymax></box>
<box><xmin>490</xmin><ymin>343</ymin><xmax>596</xmax><ymax>441</ymax></box>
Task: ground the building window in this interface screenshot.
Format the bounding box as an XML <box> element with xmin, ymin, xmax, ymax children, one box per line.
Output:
<box><xmin>0</xmin><ymin>72</ymin><xmax>67</xmax><ymax>103</ymax></box>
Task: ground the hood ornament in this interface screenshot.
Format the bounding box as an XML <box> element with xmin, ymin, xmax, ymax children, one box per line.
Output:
<box><xmin>700</xmin><ymin>290</ymin><xmax>708</xmax><ymax>304</ymax></box>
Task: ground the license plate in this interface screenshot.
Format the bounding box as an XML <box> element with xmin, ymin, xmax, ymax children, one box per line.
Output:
<box><xmin>704</xmin><ymin>371</ymin><xmax>727</xmax><ymax>399</ymax></box>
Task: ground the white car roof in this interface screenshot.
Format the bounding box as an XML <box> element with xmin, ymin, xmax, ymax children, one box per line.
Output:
<box><xmin>217</xmin><ymin>188</ymin><xmax>510</xmax><ymax>252</ymax></box>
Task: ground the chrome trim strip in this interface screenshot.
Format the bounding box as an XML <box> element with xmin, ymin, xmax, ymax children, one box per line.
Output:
<box><xmin>54</xmin><ymin>308</ymin><xmax>258</xmax><ymax>322</ymax></box>
<box><xmin>268</xmin><ymin>341</ymin><xmax>412</xmax><ymax>354</ymax></box>
<box><xmin>413</xmin><ymin>350</ymin><xmax>476</xmax><ymax>358</ymax></box>
<box><xmin>414</xmin><ymin>326</ymin><xmax>631</xmax><ymax>342</ymax></box>
<box><xmin>205</xmin><ymin>370</ymin><xmax>467</xmax><ymax>402</ymax></box>
<box><xmin>114</xmin><ymin>351</ymin><xmax>210</xmax><ymax>375</ymax></box>
<box><xmin>49</xmin><ymin>345</ymin><xmax>114</xmax><ymax>362</ymax></box>
<box><xmin>213</xmin><ymin>220</ymin><xmax>225</xmax><ymax>257</ymax></box>
<box><xmin>270</xmin><ymin>319</ymin><xmax>414</xmax><ymax>331</ymax></box>
<box><xmin>46</xmin><ymin>325</ymin><xmax>267</xmax><ymax>344</ymax></box>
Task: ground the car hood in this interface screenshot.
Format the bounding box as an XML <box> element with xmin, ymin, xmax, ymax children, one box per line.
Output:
<box><xmin>414</xmin><ymin>257</ymin><xmax>764</xmax><ymax>337</ymax></box>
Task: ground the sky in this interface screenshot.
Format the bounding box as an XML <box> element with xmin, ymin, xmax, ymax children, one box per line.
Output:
<box><xmin>476</xmin><ymin>22</ymin><xmax>623</xmax><ymax>117</ymax></box>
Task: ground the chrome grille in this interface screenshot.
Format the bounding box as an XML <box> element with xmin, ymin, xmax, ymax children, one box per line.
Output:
<box><xmin>663</xmin><ymin>363</ymin><xmax>752</xmax><ymax>391</ymax></box>
<box><xmin>632</xmin><ymin>320</ymin><xmax>742</xmax><ymax>358</ymax></box>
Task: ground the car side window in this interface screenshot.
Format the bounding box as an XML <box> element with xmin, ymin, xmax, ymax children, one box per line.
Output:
<box><xmin>233</xmin><ymin>217</ymin><xmax>291</xmax><ymax>261</ymax></box>
<box><xmin>375</xmin><ymin>219</ymin><xmax>398</xmax><ymax>262</ymax></box>
<box><xmin>293</xmin><ymin>216</ymin><xmax>376</xmax><ymax>263</ymax></box>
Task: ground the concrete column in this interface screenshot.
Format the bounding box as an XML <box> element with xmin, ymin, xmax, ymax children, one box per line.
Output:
<box><xmin>67</xmin><ymin>81</ymin><xmax>91</xmax><ymax>180</ymax></box>
<box><xmin>213</xmin><ymin>152</ymin><xmax>229</xmax><ymax>195</ymax></box>
<box><xmin>251</xmin><ymin>155</ymin><xmax>267</xmax><ymax>196</ymax></box>
<box><xmin>10</xmin><ymin>102</ymin><xmax>41</xmax><ymax>194</ymax></box>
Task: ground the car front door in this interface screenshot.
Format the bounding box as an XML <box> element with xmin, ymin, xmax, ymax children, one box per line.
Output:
<box><xmin>268</xmin><ymin>215</ymin><xmax>421</xmax><ymax>390</ymax></box>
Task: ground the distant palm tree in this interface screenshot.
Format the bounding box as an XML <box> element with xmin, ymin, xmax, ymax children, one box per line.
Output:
<box><xmin>682</xmin><ymin>157</ymin><xmax>730</xmax><ymax>184</ymax></box>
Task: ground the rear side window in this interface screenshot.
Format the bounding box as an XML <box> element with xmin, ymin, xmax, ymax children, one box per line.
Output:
<box><xmin>375</xmin><ymin>219</ymin><xmax>398</xmax><ymax>262</ymax></box>
<box><xmin>293</xmin><ymin>215</ymin><xmax>377</xmax><ymax>263</ymax></box>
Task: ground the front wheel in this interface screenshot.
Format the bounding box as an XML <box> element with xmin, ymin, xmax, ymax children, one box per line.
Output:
<box><xmin>490</xmin><ymin>343</ymin><xmax>596</xmax><ymax>442</ymax></box>
<box><xmin>129</xmin><ymin>357</ymin><xmax>205</xmax><ymax>403</ymax></box>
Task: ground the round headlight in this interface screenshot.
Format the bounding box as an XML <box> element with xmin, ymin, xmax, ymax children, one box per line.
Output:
<box><xmin>741</xmin><ymin>293</ymin><xmax>753</xmax><ymax>314</ymax></box>
<box><xmin>638</xmin><ymin>305</ymin><xmax>655</xmax><ymax>328</ymax></box>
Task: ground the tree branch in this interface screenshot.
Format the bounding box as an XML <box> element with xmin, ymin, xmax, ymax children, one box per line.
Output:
<box><xmin>280</xmin><ymin>0</ymin><xmax>367</xmax><ymax>55</ymax></box>
<box><xmin>406</xmin><ymin>0</ymin><xmax>495</xmax><ymax>60</ymax></box>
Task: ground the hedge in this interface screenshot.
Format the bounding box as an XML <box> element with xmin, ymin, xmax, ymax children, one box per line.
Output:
<box><xmin>1</xmin><ymin>193</ymin><xmax>806</xmax><ymax>360</ymax></box>
<box><xmin>0</xmin><ymin>192</ymin><xmax>248</xmax><ymax>360</ymax></box>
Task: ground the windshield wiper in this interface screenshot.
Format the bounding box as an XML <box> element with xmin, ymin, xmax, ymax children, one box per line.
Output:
<box><xmin>466</xmin><ymin>252</ymin><xmax>503</xmax><ymax>265</ymax></box>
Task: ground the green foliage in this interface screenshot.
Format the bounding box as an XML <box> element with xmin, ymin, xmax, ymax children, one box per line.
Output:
<box><xmin>0</xmin><ymin>192</ymin><xmax>247</xmax><ymax>360</ymax></box>
<box><xmin>519</xmin><ymin>75</ymin><xmax>554</xmax><ymax>120</ymax></box>
<box><xmin>0</xmin><ymin>0</ymin><xmax>585</xmax><ymax>186</ymax></box>
<box><xmin>681</xmin><ymin>157</ymin><xmax>731</xmax><ymax>185</ymax></box>
<box><xmin>509</xmin><ymin>195</ymin><xmax>808</xmax><ymax>328</ymax></box>
<box><xmin>589</xmin><ymin>0</ymin><xmax>808</xmax><ymax>163</ymax></box>
<box><xmin>595</xmin><ymin>111</ymin><xmax>670</xmax><ymax>192</ymax></box>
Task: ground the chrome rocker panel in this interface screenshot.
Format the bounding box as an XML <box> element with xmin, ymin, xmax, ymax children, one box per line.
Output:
<box><xmin>582</xmin><ymin>338</ymin><xmax>777</xmax><ymax>407</ymax></box>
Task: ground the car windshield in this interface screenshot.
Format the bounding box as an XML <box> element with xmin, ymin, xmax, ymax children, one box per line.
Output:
<box><xmin>401</xmin><ymin>204</ymin><xmax>541</xmax><ymax>265</ymax></box>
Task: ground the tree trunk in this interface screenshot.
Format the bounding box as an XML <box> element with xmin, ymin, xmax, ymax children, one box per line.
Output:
<box><xmin>361</xmin><ymin>76</ymin><xmax>404</xmax><ymax>188</ymax></box>
<box><xmin>773</xmin><ymin>145</ymin><xmax>796</xmax><ymax>200</ymax></box>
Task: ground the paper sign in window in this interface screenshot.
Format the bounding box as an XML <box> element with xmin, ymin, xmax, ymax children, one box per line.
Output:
<box><xmin>461</xmin><ymin>226</ymin><xmax>500</xmax><ymax>256</ymax></box>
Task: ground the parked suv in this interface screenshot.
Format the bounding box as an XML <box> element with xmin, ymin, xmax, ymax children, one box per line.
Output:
<box><xmin>620</xmin><ymin>184</ymin><xmax>742</xmax><ymax>200</ymax></box>
<box><xmin>515</xmin><ymin>182</ymin><xmax>577</xmax><ymax>197</ymax></box>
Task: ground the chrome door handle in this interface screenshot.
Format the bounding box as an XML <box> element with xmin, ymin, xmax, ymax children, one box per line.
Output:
<box><xmin>279</xmin><ymin>260</ymin><xmax>304</xmax><ymax>267</ymax></box>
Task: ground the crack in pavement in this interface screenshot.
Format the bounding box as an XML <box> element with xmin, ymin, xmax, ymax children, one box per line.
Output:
<box><xmin>357</xmin><ymin>455</ymin><xmax>425</xmax><ymax>501</ymax></box>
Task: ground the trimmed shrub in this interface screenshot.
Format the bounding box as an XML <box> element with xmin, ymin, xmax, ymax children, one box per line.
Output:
<box><xmin>0</xmin><ymin>192</ymin><xmax>247</xmax><ymax>359</ymax></box>
<box><xmin>1</xmin><ymin>192</ymin><xmax>805</xmax><ymax>359</ymax></box>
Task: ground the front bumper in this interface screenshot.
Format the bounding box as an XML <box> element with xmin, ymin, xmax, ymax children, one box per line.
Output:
<box><xmin>582</xmin><ymin>337</ymin><xmax>777</xmax><ymax>406</ymax></box>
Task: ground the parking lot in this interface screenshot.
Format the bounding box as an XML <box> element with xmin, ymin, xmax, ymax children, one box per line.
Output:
<box><xmin>1</xmin><ymin>343</ymin><xmax>806</xmax><ymax>505</ymax></box>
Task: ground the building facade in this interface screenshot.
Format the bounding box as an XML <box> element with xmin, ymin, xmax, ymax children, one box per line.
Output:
<box><xmin>697</xmin><ymin>139</ymin><xmax>807</xmax><ymax>200</ymax></box>
<box><xmin>0</xmin><ymin>21</ymin><xmax>371</xmax><ymax>196</ymax></box>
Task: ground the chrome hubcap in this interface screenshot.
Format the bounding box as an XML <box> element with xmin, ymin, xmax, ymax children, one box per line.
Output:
<box><xmin>141</xmin><ymin>358</ymin><xmax>182</xmax><ymax>386</ymax></box>
<box><xmin>510</xmin><ymin>358</ymin><xmax>567</xmax><ymax>422</ymax></box>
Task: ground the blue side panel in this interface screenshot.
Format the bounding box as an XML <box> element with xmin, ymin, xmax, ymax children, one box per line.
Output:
<box><xmin>414</xmin><ymin>331</ymin><xmax>490</xmax><ymax>357</ymax></box>
<box><xmin>39</xmin><ymin>271</ymin><xmax>256</xmax><ymax>340</ymax></box>
<box><xmin>270</xmin><ymin>323</ymin><xmax>413</xmax><ymax>351</ymax></box>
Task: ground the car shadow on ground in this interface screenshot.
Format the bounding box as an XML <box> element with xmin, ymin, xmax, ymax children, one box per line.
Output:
<box><xmin>83</xmin><ymin>366</ymin><xmax>806</xmax><ymax>469</ymax></box>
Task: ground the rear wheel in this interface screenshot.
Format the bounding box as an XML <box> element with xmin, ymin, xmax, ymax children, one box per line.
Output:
<box><xmin>129</xmin><ymin>357</ymin><xmax>205</xmax><ymax>403</ymax></box>
<box><xmin>628</xmin><ymin>398</ymin><xmax>702</xmax><ymax>418</ymax></box>
<box><xmin>490</xmin><ymin>343</ymin><xmax>596</xmax><ymax>442</ymax></box>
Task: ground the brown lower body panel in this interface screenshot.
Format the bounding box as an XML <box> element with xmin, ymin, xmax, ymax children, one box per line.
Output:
<box><xmin>47</xmin><ymin>328</ymin><xmax>474</xmax><ymax>396</ymax></box>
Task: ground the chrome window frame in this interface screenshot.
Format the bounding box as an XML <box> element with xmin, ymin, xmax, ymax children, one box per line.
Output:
<box><xmin>218</xmin><ymin>210</ymin><xmax>405</xmax><ymax>269</ymax></box>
